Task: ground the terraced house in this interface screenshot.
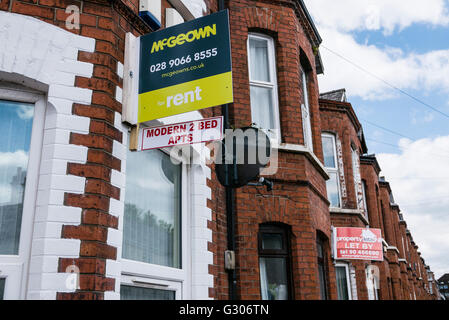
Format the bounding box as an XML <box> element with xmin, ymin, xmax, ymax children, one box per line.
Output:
<box><xmin>0</xmin><ymin>0</ymin><xmax>439</xmax><ymax>300</ymax></box>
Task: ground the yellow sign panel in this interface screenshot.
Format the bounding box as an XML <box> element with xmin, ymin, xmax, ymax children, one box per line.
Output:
<box><xmin>138</xmin><ymin>72</ymin><xmax>233</xmax><ymax>122</ymax></box>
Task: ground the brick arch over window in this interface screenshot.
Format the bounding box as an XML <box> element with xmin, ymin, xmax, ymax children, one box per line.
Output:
<box><xmin>0</xmin><ymin>11</ymin><xmax>100</xmax><ymax>299</ymax></box>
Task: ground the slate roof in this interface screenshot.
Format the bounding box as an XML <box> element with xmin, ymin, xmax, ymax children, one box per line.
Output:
<box><xmin>320</xmin><ymin>88</ymin><xmax>347</xmax><ymax>102</ymax></box>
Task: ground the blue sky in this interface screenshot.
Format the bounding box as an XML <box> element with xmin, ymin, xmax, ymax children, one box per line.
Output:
<box><xmin>304</xmin><ymin>0</ymin><xmax>449</xmax><ymax>279</ymax></box>
<box><xmin>0</xmin><ymin>101</ymin><xmax>33</xmax><ymax>204</ymax></box>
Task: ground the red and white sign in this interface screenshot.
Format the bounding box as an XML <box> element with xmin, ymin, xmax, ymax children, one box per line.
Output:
<box><xmin>333</xmin><ymin>227</ymin><xmax>383</xmax><ymax>261</ymax></box>
<box><xmin>141</xmin><ymin>116</ymin><xmax>223</xmax><ymax>150</ymax></box>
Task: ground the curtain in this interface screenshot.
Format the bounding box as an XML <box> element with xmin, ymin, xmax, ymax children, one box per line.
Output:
<box><xmin>249</xmin><ymin>38</ymin><xmax>270</xmax><ymax>82</ymax></box>
<box><xmin>122</xmin><ymin>150</ymin><xmax>182</xmax><ymax>268</ymax></box>
<box><xmin>259</xmin><ymin>257</ymin><xmax>288</xmax><ymax>300</ymax></box>
<box><xmin>250</xmin><ymin>85</ymin><xmax>274</xmax><ymax>130</ymax></box>
<box><xmin>336</xmin><ymin>266</ymin><xmax>349</xmax><ymax>300</ymax></box>
<box><xmin>0</xmin><ymin>100</ymin><xmax>34</xmax><ymax>255</ymax></box>
<box><xmin>259</xmin><ymin>258</ymin><xmax>268</xmax><ymax>300</ymax></box>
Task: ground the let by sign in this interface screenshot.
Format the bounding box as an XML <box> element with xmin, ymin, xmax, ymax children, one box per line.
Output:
<box><xmin>141</xmin><ymin>116</ymin><xmax>223</xmax><ymax>151</ymax></box>
<box><xmin>333</xmin><ymin>227</ymin><xmax>384</xmax><ymax>261</ymax></box>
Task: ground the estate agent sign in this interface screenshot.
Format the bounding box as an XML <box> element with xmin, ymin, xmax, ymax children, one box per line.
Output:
<box><xmin>333</xmin><ymin>227</ymin><xmax>383</xmax><ymax>261</ymax></box>
<box><xmin>141</xmin><ymin>116</ymin><xmax>223</xmax><ymax>150</ymax></box>
<box><xmin>138</xmin><ymin>10</ymin><xmax>233</xmax><ymax>123</ymax></box>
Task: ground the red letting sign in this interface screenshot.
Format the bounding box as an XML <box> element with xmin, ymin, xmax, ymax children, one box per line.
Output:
<box><xmin>333</xmin><ymin>227</ymin><xmax>383</xmax><ymax>261</ymax></box>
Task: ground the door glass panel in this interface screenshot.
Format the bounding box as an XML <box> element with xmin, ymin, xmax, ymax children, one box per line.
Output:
<box><xmin>0</xmin><ymin>100</ymin><xmax>34</xmax><ymax>255</ymax></box>
<box><xmin>259</xmin><ymin>257</ymin><xmax>288</xmax><ymax>300</ymax></box>
<box><xmin>249</xmin><ymin>38</ymin><xmax>270</xmax><ymax>82</ymax></box>
<box><xmin>336</xmin><ymin>266</ymin><xmax>349</xmax><ymax>300</ymax></box>
<box><xmin>0</xmin><ymin>278</ymin><xmax>5</xmax><ymax>300</ymax></box>
<box><xmin>120</xmin><ymin>285</ymin><xmax>175</xmax><ymax>300</ymax></box>
<box><xmin>123</xmin><ymin>150</ymin><xmax>182</xmax><ymax>268</ymax></box>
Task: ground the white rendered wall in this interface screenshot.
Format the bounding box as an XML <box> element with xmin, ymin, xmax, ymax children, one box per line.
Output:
<box><xmin>0</xmin><ymin>11</ymin><xmax>95</xmax><ymax>299</ymax></box>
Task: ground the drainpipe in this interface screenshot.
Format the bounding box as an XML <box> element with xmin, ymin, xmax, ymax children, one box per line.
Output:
<box><xmin>219</xmin><ymin>0</ymin><xmax>237</xmax><ymax>300</ymax></box>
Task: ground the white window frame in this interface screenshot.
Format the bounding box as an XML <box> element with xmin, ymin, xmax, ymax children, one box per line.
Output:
<box><xmin>120</xmin><ymin>145</ymin><xmax>191</xmax><ymax>300</ymax></box>
<box><xmin>366</xmin><ymin>266</ymin><xmax>379</xmax><ymax>300</ymax></box>
<box><xmin>322</xmin><ymin>133</ymin><xmax>342</xmax><ymax>208</ymax></box>
<box><xmin>335</xmin><ymin>263</ymin><xmax>353</xmax><ymax>300</ymax></box>
<box><xmin>351</xmin><ymin>146</ymin><xmax>362</xmax><ymax>210</ymax></box>
<box><xmin>0</xmin><ymin>83</ymin><xmax>46</xmax><ymax>299</ymax></box>
<box><xmin>247</xmin><ymin>33</ymin><xmax>281</xmax><ymax>143</ymax></box>
<box><xmin>120</xmin><ymin>274</ymin><xmax>182</xmax><ymax>300</ymax></box>
<box><xmin>300</xmin><ymin>65</ymin><xmax>313</xmax><ymax>152</ymax></box>
<box><xmin>361</xmin><ymin>180</ymin><xmax>369</xmax><ymax>222</ymax></box>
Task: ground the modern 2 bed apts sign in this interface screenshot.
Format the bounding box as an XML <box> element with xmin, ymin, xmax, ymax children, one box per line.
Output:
<box><xmin>138</xmin><ymin>10</ymin><xmax>233</xmax><ymax>123</ymax></box>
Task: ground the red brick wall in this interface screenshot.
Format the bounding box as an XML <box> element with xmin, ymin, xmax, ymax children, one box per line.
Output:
<box><xmin>206</xmin><ymin>0</ymin><xmax>331</xmax><ymax>300</ymax></box>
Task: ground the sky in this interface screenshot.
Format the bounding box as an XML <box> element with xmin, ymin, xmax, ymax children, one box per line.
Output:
<box><xmin>0</xmin><ymin>101</ymin><xmax>33</xmax><ymax>205</ymax></box>
<box><xmin>304</xmin><ymin>0</ymin><xmax>449</xmax><ymax>279</ymax></box>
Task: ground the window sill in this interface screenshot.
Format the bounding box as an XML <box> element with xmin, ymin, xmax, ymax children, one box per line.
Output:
<box><xmin>275</xmin><ymin>143</ymin><xmax>329</xmax><ymax>180</ymax></box>
<box><xmin>329</xmin><ymin>207</ymin><xmax>369</xmax><ymax>225</ymax></box>
<box><xmin>387</xmin><ymin>246</ymin><xmax>400</xmax><ymax>254</ymax></box>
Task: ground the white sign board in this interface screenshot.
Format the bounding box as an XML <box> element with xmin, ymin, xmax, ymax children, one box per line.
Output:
<box><xmin>141</xmin><ymin>116</ymin><xmax>223</xmax><ymax>150</ymax></box>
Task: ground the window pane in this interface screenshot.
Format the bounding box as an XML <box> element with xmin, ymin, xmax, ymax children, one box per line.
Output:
<box><xmin>322</xmin><ymin>135</ymin><xmax>336</xmax><ymax>168</ymax></box>
<box><xmin>120</xmin><ymin>285</ymin><xmax>175</xmax><ymax>300</ymax></box>
<box><xmin>318</xmin><ymin>263</ymin><xmax>327</xmax><ymax>300</ymax></box>
<box><xmin>336</xmin><ymin>266</ymin><xmax>350</xmax><ymax>300</ymax></box>
<box><xmin>300</xmin><ymin>67</ymin><xmax>309</xmax><ymax>109</ymax></box>
<box><xmin>123</xmin><ymin>150</ymin><xmax>181</xmax><ymax>268</ymax></box>
<box><xmin>0</xmin><ymin>278</ymin><xmax>5</xmax><ymax>300</ymax></box>
<box><xmin>317</xmin><ymin>240</ymin><xmax>323</xmax><ymax>258</ymax></box>
<box><xmin>262</xmin><ymin>233</ymin><xmax>283</xmax><ymax>250</ymax></box>
<box><xmin>249</xmin><ymin>37</ymin><xmax>271</xmax><ymax>82</ymax></box>
<box><xmin>259</xmin><ymin>257</ymin><xmax>288</xmax><ymax>300</ymax></box>
<box><xmin>250</xmin><ymin>85</ymin><xmax>274</xmax><ymax>130</ymax></box>
<box><xmin>0</xmin><ymin>100</ymin><xmax>34</xmax><ymax>255</ymax></box>
<box><xmin>326</xmin><ymin>172</ymin><xmax>340</xmax><ymax>207</ymax></box>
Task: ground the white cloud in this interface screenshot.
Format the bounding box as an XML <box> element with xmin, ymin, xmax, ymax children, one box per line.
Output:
<box><xmin>377</xmin><ymin>136</ymin><xmax>449</xmax><ymax>278</ymax></box>
<box><xmin>16</xmin><ymin>105</ymin><xmax>34</xmax><ymax>120</ymax></box>
<box><xmin>0</xmin><ymin>150</ymin><xmax>28</xmax><ymax>168</ymax></box>
<box><xmin>304</xmin><ymin>0</ymin><xmax>449</xmax><ymax>34</ymax></box>
<box><xmin>317</xmin><ymin>27</ymin><xmax>449</xmax><ymax>100</ymax></box>
<box><xmin>303</xmin><ymin>0</ymin><xmax>449</xmax><ymax>100</ymax></box>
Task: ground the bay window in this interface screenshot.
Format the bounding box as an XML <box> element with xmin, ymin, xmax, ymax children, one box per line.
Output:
<box><xmin>321</xmin><ymin>133</ymin><xmax>341</xmax><ymax>208</ymax></box>
<box><xmin>248</xmin><ymin>33</ymin><xmax>280</xmax><ymax>141</ymax></box>
<box><xmin>258</xmin><ymin>224</ymin><xmax>291</xmax><ymax>300</ymax></box>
